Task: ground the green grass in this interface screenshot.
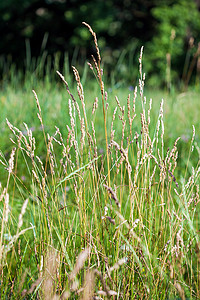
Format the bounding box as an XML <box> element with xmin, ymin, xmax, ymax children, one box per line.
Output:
<box><xmin>0</xmin><ymin>25</ymin><xmax>200</xmax><ymax>299</ymax></box>
<box><xmin>1</xmin><ymin>82</ymin><xmax>199</xmax><ymax>183</ymax></box>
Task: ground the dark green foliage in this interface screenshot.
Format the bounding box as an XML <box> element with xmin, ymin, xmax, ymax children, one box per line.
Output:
<box><xmin>1</xmin><ymin>0</ymin><xmax>200</xmax><ymax>86</ymax></box>
<box><xmin>145</xmin><ymin>0</ymin><xmax>200</xmax><ymax>87</ymax></box>
<box><xmin>0</xmin><ymin>0</ymin><xmax>162</xmax><ymax>84</ymax></box>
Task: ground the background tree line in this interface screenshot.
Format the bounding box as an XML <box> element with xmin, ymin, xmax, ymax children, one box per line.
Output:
<box><xmin>1</xmin><ymin>0</ymin><xmax>200</xmax><ymax>87</ymax></box>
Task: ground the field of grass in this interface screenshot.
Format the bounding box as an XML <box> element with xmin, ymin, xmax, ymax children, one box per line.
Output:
<box><xmin>0</xmin><ymin>25</ymin><xmax>200</xmax><ymax>299</ymax></box>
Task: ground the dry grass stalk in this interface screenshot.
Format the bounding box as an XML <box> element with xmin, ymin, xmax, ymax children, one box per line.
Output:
<box><xmin>8</xmin><ymin>147</ymin><xmax>16</xmax><ymax>174</ymax></box>
<box><xmin>42</xmin><ymin>248</ymin><xmax>60</xmax><ymax>299</ymax></box>
<box><xmin>0</xmin><ymin>188</ymin><xmax>6</xmax><ymax>202</ymax></box>
<box><xmin>83</xmin><ymin>22</ymin><xmax>110</xmax><ymax>187</ymax></box>
<box><xmin>21</xmin><ymin>277</ymin><xmax>43</xmax><ymax>296</ymax></box>
<box><xmin>139</xmin><ymin>46</ymin><xmax>144</xmax><ymax>79</ymax></box>
<box><xmin>72</xmin><ymin>66</ymin><xmax>86</xmax><ymax>125</ymax></box>
<box><xmin>80</xmin><ymin>117</ymin><xmax>86</xmax><ymax>155</ymax></box>
<box><xmin>115</xmin><ymin>96</ymin><xmax>123</xmax><ymax>112</ymax></box>
<box><xmin>91</xmin><ymin>121</ymin><xmax>98</xmax><ymax>158</ymax></box>
<box><xmin>18</xmin><ymin>198</ymin><xmax>29</xmax><ymax>229</ymax></box>
<box><xmin>174</xmin><ymin>282</ymin><xmax>186</xmax><ymax>300</ymax></box>
<box><xmin>110</xmin><ymin>107</ymin><xmax>117</xmax><ymax>143</ymax></box>
<box><xmin>92</xmin><ymin>97</ymin><xmax>98</xmax><ymax>114</ymax></box>
<box><xmin>47</xmin><ymin>134</ymin><xmax>56</xmax><ymax>176</ymax></box>
<box><xmin>91</xmin><ymin>55</ymin><xmax>102</xmax><ymax>82</ymax></box>
<box><xmin>103</xmin><ymin>184</ymin><xmax>120</xmax><ymax>208</ymax></box>
<box><xmin>94</xmin><ymin>269</ymin><xmax>113</xmax><ymax>297</ymax></box>
<box><xmin>105</xmin><ymin>257</ymin><xmax>127</xmax><ymax>279</ymax></box>
<box><xmin>82</xmin><ymin>22</ymin><xmax>101</xmax><ymax>63</ymax></box>
<box><xmin>111</xmin><ymin>140</ymin><xmax>132</xmax><ymax>176</ymax></box>
<box><xmin>69</xmin><ymin>248</ymin><xmax>90</xmax><ymax>282</ymax></box>
<box><xmin>72</xmin><ymin>66</ymin><xmax>84</xmax><ymax>104</ymax></box>
<box><xmin>80</xmin><ymin>270</ymin><xmax>95</xmax><ymax>300</ymax></box>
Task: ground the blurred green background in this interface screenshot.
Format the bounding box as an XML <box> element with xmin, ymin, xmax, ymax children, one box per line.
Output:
<box><xmin>1</xmin><ymin>0</ymin><xmax>200</xmax><ymax>88</ymax></box>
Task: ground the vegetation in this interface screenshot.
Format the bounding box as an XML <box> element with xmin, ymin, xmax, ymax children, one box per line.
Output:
<box><xmin>0</xmin><ymin>24</ymin><xmax>200</xmax><ymax>299</ymax></box>
<box><xmin>1</xmin><ymin>0</ymin><xmax>200</xmax><ymax>87</ymax></box>
<box><xmin>145</xmin><ymin>0</ymin><xmax>200</xmax><ymax>88</ymax></box>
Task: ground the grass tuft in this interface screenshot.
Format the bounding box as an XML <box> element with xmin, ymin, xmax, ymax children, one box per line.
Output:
<box><xmin>0</xmin><ymin>24</ymin><xmax>200</xmax><ymax>299</ymax></box>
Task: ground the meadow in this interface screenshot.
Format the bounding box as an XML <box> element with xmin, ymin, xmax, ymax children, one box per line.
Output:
<box><xmin>0</xmin><ymin>24</ymin><xmax>200</xmax><ymax>299</ymax></box>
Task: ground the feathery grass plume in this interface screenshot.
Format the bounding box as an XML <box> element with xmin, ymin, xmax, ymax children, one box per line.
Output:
<box><xmin>68</xmin><ymin>99</ymin><xmax>79</xmax><ymax>166</ymax></box>
<box><xmin>94</xmin><ymin>269</ymin><xmax>117</xmax><ymax>297</ymax></box>
<box><xmin>121</xmin><ymin>119</ymin><xmax>126</xmax><ymax>147</ymax></box>
<box><xmin>110</xmin><ymin>107</ymin><xmax>117</xmax><ymax>145</ymax></box>
<box><xmin>0</xmin><ymin>188</ymin><xmax>6</xmax><ymax>202</ymax></box>
<box><xmin>82</xmin><ymin>23</ymin><xmax>101</xmax><ymax>63</ymax></box>
<box><xmin>191</xmin><ymin>124</ymin><xmax>195</xmax><ymax>145</ymax></box>
<box><xmin>17</xmin><ymin>198</ymin><xmax>29</xmax><ymax>229</ymax></box>
<box><xmin>41</xmin><ymin>248</ymin><xmax>60</xmax><ymax>299</ymax></box>
<box><xmin>56</xmin><ymin>71</ymin><xmax>81</xmax><ymax>120</ymax></box>
<box><xmin>83</xmin><ymin>22</ymin><xmax>110</xmax><ymax>187</ymax></box>
<box><xmin>65</xmin><ymin>248</ymin><xmax>90</xmax><ymax>296</ymax></box>
<box><xmin>111</xmin><ymin>140</ymin><xmax>132</xmax><ymax>174</ymax></box>
<box><xmin>47</xmin><ymin>134</ymin><xmax>55</xmax><ymax>176</ymax></box>
<box><xmin>127</xmin><ymin>93</ymin><xmax>136</xmax><ymax>135</ymax></box>
<box><xmin>8</xmin><ymin>147</ymin><xmax>16</xmax><ymax>174</ymax></box>
<box><xmin>149</xmin><ymin>165</ymin><xmax>157</xmax><ymax>189</ymax></box>
<box><xmin>127</xmin><ymin>93</ymin><xmax>131</xmax><ymax>125</ymax></box>
<box><xmin>80</xmin><ymin>117</ymin><xmax>86</xmax><ymax>155</ymax></box>
<box><xmin>91</xmin><ymin>121</ymin><xmax>98</xmax><ymax>158</ymax></box>
<box><xmin>174</xmin><ymin>282</ymin><xmax>186</xmax><ymax>300</ymax></box>
<box><xmin>4</xmin><ymin>193</ymin><xmax>9</xmax><ymax>223</ymax></box>
<box><xmin>32</xmin><ymin>90</ymin><xmax>46</xmax><ymax>139</ymax></box>
<box><xmin>36</xmin><ymin>155</ymin><xmax>45</xmax><ymax>172</ymax></box>
<box><xmin>115</xmin><ymin>95</ymin><xmax>123</xmax><ymax>112</ymax></box>
<box><xmin>69</xmin><ymin>248</ymin><xmax>90</xmax><ymax>282</ymax></box>
<box><xmin>103</xmin><ymin>184</ymin><xmax>120</xmax><ymax>208</ymax></box>
<box><xmin>103</xmin><ymin>256</ymin><xmax>127</xmax><ymax>284</ymax></box>
<box><xmin>72</xmin><ymin>66</ymin><xmax>84</xmax><ymax>104</ymax></box>
<box><xmin>32</xmin><ymin>169</ymin><xmax>42</xmax><ymax>190</ymax></box>
<box><xmin>139</xmin><ymin>46</ymin><xmax>144</xmax><ymax>79</ymax></box>
<box><xmin>92</xmin><ymin>97</ymin><xmax>98</xmax><ymax>114</ymax></box>
<box><xmin>80</xmin><ymin>270</ymin><xmax>95</xmax><ymax>300</ymax></box>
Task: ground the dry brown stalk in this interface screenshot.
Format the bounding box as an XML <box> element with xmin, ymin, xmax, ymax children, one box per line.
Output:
<box><xmin>18</xmin><ymin>198</ymin><xmax>29</xmax><ymax>229</ymax></box>
<box><xmin>92</xmin><ymin>97</ymin><xmax>98</xmax><ymax>114</ymax></box>
<box><xmin>56</xmin><ymin>71</ymin><xmax>81</xmax><ymax>120</ymax></box>
<box><xmin>69</xmin><ymin>248</ymin><xmax>90</xmax><ymax>282</ymax></box>
<box><xmin>82</xmin><ymin>22</ymin><xmax>101</xmax><ymax>63</ymax></box>
<box><xmin>83</xmin><ymin>22</ymin><xmax>110</xmax><ymax>188</ymax></box>
<box><xmin>174</xmin><ymin>282</ymin><xmax>186</xmax><ymax>300</ymax></box>
<box><xmin>8</xmin><ymin>147</ymin><xmax>16</xmax><ymax>174</ymax></box>
<box><xmin>80</xmin><ymin>270</ymin><xmax>95</xmax><ymax>300</ymax></box>
<box><xmin>39</xmin><ymin>248</ymin><xmax>60</xmax><ymax>299</ymax></box>
<box><xmin>80</xmin><ymin>118</ymin><xmax>86</xmax><ymax>155</ymax></box>
<box><xmin>94</xmin><ymin>269</ymin><xmax>113</xmax><ymax>298</ymax></box>
<box><xmin>103</xmin><ymin>184</ymin><xmax>120</xmax><ymax>208</ymax></box>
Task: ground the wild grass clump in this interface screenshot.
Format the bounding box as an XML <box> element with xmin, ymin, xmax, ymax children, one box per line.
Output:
<box><xmin>0</xmin><ymin>23</ymin><xmax>200</xmax><ymax>299</ymax></box>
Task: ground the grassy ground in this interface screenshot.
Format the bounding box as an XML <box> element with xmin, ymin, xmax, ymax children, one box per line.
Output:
<box><xmin>0</xmin><ymin>27</ymin><xmax>200</xmax><ymax>299</ymax></box>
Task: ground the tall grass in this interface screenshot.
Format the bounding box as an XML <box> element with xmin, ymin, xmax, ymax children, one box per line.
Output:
<box><xmin>0</xmin><ymin>24</ymin><xmax>200</xmax><ymax>299</ymax></box>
